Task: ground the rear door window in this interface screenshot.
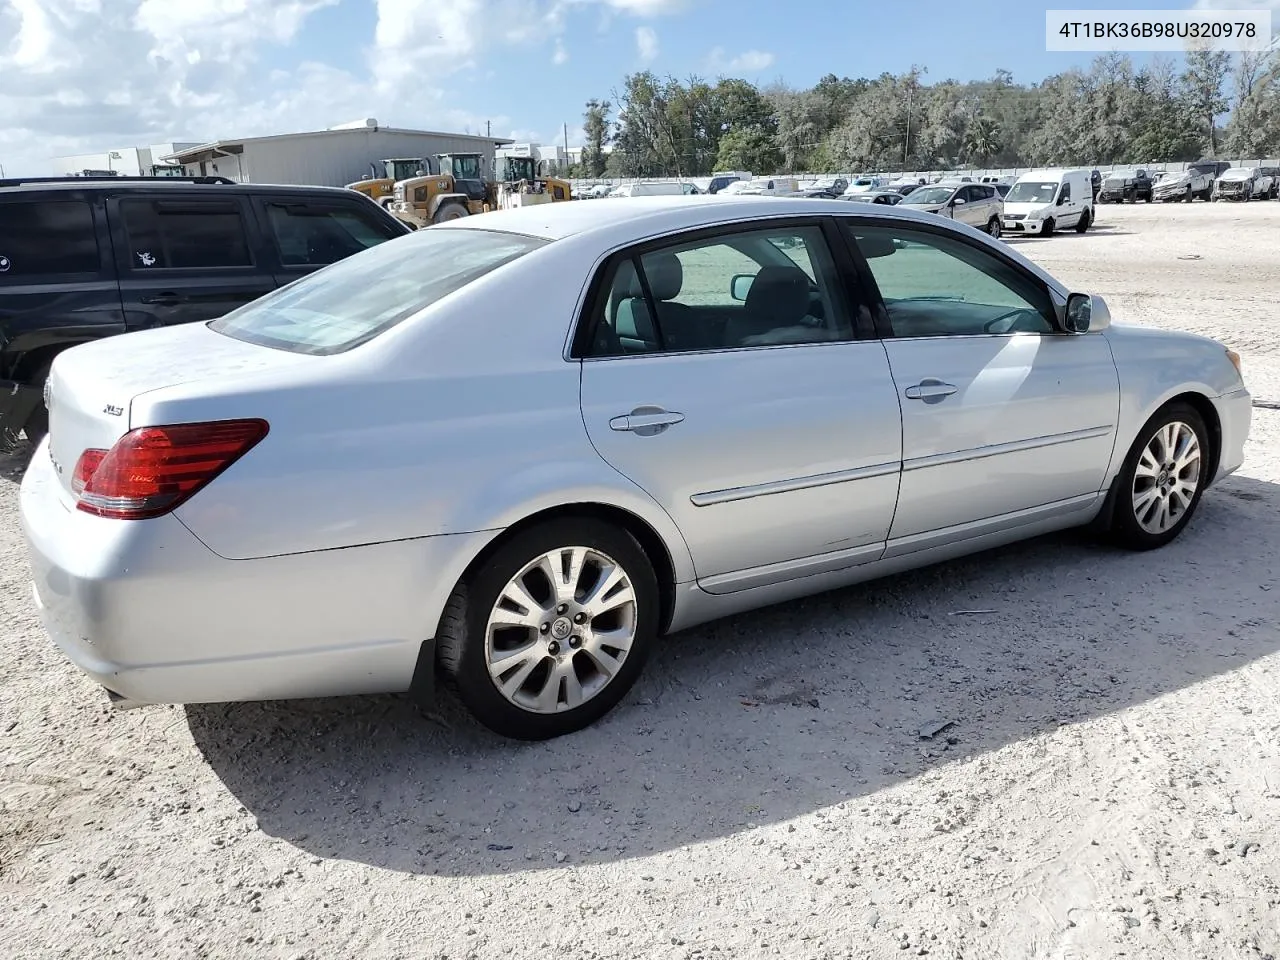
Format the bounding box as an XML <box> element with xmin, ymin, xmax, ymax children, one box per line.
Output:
<box><xmin>265</xmin><ymin>202</ymin><xmax>402</xmax><ymax>267</ymax></box>
<box><xmin>0</xmin><ymin>200</ymin><xmax>101</xmax><ymax>278</ymax></box>
<box><xmin>118</xmin><ymin>199</ymin><xmax>253</xmax><ymax>269</ymax></box>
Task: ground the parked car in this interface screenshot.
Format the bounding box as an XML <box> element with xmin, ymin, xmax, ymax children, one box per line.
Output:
<box><xmin>0</xmin><ymin>175</ymin><xmax>410</xmax><ymax>450</ymax></box>
<box><xmin>802</xmin><ymin>177</ymin><xmax>849</xmax><ymax>194</ymax></box>
<box><xmin>1001</xmin><ymin>168</ymin><xmax>1093</xmax><ymax>236</ymax></box>
<box><xmin>707</xmin><ymin>171</ymin><xmax>752</xmax><ymax>194</ymax></box>
<box><xmin>843</xmin><ymin>176</ymin><xmax>888</xmax><ymax>194</ymax></box>
<box><xmin>25</xmin><ymin>195</ymin><xmax>1249</xmax><ymax>739</ymax></box>
<box><xmin>840</xmin><ymin>190</ymin><xmax>903</xmax><ymax>205</ymax></box>
<box><xmin>892</xmin><ymin>182</ymin><xmax>923</xmax><ymax>197</ymax></box>
<box><xmin>1213</xmin><ymin>166</ymin><xmax>1277</xmax><ymax>201</ymax></box>
<box><xmin>991</xmin><ymin>182</ymin><xmax>1012</xmax><ymax>198</ymax></box>
<box><xmin>1097</xmin><ymin>169</ymin><xmax>1153</xmax><ymax>203</ymax></box>
<box><xmin>899</xmin><ymin>181</ymin><xmax>1004</xmax><ymax>237</ymax></box>
<box><xmin>1152</xmin><ymin>160</ymin><xmax>1230</xmax><ymax>202</ymax></box>
<box><xmin>608</xmin><ymin>181</ymin><xmax>687</xmax><ymax>198</ymax></box>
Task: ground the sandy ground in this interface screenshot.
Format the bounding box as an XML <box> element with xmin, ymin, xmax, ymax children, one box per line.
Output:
<box><xmin>2</xmin><ymin>200</ymin><xmax>1279</xmax><ymax>960</ymax></box>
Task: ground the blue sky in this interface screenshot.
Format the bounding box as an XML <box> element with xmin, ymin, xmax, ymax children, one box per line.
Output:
<box><xmin>0</xmin><ymin>0</ymin><xmax>1273</xmax><ymax>175</ymax></box>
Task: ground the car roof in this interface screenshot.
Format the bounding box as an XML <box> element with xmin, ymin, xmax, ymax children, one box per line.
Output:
<box><xmin>0</xmin><ymin>178</ymin><xmax>363</xmax><ymax>198</ymax></box>
<box><xmin>435</xmin><ymin>194</ymin><xmax>942</xmax><ymax>243</ymax></box>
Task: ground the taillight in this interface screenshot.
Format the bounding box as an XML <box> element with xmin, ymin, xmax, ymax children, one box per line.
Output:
<box><xmin>75</xmin><ymin>419</ymin><xmax>269</xmax><ymax>520</ymax></box>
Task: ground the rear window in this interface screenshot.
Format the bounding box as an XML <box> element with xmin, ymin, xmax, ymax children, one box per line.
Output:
<box><xmin>120</xmin><ymin>199</ymin><xmax>253</xmax><ymax>269</ymax></box>
<box><xmin>0</xmin><ymin>200</ymin><xmax>100</xmax><ymax>277</ymax></box>
<box><xmin>210</xmin><ymin>227</ymin><xmax>548</xmax><ymax>355</ymax></box>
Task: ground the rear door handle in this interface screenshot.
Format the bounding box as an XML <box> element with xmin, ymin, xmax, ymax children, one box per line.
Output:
<box><xmin>904</xmin><ymin>379</ymin><xmax>958</xmax><ymax>402</ymax></box>
<box><xmin>140</xmin><ymin>293</ymin><xmax>187</xmax><ymax>306</ymax></box>
<box><xmin>609</xmin><ymin>408</ymin><xmax>685</xmax><ymax>435</ymax></box>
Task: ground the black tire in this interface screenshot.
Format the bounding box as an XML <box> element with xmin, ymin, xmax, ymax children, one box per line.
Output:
<box><xmin>1186</xmin><ymin>187</ymin><xmax>1193</xmax><ymax>202</ymax></box>
<box><xmin>986</xmin><ymin>217</ymin><xmax>1001</xmax><ymax>240</ymax></box>
<box><xmin>433</xmin><ymin>201</ymin><xmax>469</xmax><ymax>223</ymax></box>
<box><xmin>436</xmin><ymin>518</ymin><xmax>660</xmax><ymax>740</ymax></box>
<box><xmin>1074</xmin><ymin>209</ymin><xmax>1091</xmax><ymax>233</ymax></box>
<box><xmin>1143</xmin><ymin>191</ymin><xmax>1152</xmax><ymax>203</ymax></box>
<box><xmin>1106</xmin><ymin>401</ymin><xmax>1211</xmax><ymax>551</ymax></box>
<box><xmin>1042</xmin><ymin>217</ymin><xmax>1055</xmax><ymax>237</ymax></box>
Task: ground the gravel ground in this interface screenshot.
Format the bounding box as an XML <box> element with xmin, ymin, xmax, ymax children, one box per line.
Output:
<box><xmin>2</xmin><ymin>200</ymin><xmax>1279</xmax><ymax>960</ymax></box>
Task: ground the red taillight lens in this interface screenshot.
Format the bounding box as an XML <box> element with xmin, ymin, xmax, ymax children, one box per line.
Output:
<box><xmin>71</xmin><ymin>448</ymin><xmax>107</xmax><ymax>496</ymax></box>
<box><xmin>75</xmin><ymin>419</ymin><xmax>269</xmax><ymax>520</ymax></box>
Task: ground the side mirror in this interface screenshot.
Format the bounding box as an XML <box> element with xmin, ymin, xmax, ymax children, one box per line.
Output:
<box><xmin>730</xmin><ymin>274</ymin><xmax>754</xmax><ymax>301</ymax></box>
<box><xmin>951</xmin><ymin>197</ymin><xmax>966</xmax><ymax>205</ymax></box>
<box><xmin>1062</xmin><ymin>292</ymin><xmax>1111</xmax><ymax>333</ymax></box>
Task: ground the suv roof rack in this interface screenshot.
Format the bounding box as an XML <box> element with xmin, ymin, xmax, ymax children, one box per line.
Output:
<box><xmin>0</xmin><ymin>175</ymin><xmax>235</xmax><ymax>187</ymax></box>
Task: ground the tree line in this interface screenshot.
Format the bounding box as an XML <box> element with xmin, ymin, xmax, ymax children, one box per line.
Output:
<box><xmin>571</xmin><ymin>48</ymin><xmax>1280</xmax><ymax>178</ymax></box>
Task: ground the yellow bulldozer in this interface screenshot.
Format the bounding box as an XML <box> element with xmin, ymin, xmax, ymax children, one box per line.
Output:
<box><xmin>386</xmin><ymin>153</ymin><xmax>572</xmax><ymax>227</ymax></box>
<box><xmin>345</xmin><ymin>158</ymin><xmax>433</xmax><ymax>208</ymax></box>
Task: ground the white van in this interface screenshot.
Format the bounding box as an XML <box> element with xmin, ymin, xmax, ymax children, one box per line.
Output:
<box><xmin>722</xmin><ymin>177</ymin><xmax>796</xmax><ymax>196</ymax></box>
<box><xmin>608</xmin><ymin>181</ymin><xmax>685</xmax><ymax>198</ymax></box>
<box><xmin>1001</xmin><ymin>168</ymin><xmax>1093</xmax><ymax>236</ymax></box>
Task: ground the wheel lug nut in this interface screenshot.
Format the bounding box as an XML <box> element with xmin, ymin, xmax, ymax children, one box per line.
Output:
<box><xmin>547</xmin><ymin>641</ymin><xmax>560</xmax><ymax>654</ymax></box>
<box><xmin>540</xmin><ymin>623</ymin><xmax>550</xmax><ymax>633</ymax></box>
<box><xmin>569</xmin><ymin>636</ymin><xmax>581</xmax><ymax>649</ymax></box>
<box><xmin>573</xmin><ymin>613</ymin><xmax>585</xmax><ymax>624</ymax></box>
<box><xmin>556</xmin><ymin>604</ymin><xmax>567</xmax><ymax>615</ymax></box>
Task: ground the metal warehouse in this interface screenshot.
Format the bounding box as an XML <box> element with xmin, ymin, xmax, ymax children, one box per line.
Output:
<box><xmin>162</xmin><ymin>118</ymin><xmax>513</xmax><ymax>187</ymax></box>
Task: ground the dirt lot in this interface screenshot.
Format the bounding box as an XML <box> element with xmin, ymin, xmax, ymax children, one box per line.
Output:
<box><xmin>2</xmin><ymin>201</ymin><xmax>1279</xmax><ymax>960</ymax></box>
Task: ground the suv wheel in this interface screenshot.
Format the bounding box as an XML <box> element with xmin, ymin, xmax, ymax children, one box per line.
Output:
<box><xmin>986</xmin><ymin>217</ymin><xmax>1001</xmax><ymax>239</ymax></box>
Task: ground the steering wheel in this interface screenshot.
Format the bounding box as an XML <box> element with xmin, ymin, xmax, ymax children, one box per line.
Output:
<box><xmin>983</xmin><ymin>308</ymin><xmax>1034</xmax><ymax>334</ymax></box>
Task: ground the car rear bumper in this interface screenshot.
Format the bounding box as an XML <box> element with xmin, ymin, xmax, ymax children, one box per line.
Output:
<box><xmin>0</xmin><ymin>378</ymin><xmax>42</xmax><ymax>450</ymax></box>
<box><xmin>1212</xmin><ymin>387</ymin><xmax>1252</xmax><ymax>484</ymax></box>
<box><xmin>19</xmin><ymin>445</ymin><xmax>490</xmax><ymax>706</ymax></box>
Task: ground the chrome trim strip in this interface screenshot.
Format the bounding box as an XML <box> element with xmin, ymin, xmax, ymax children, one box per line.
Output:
<box><xmin>691</xmin><ymin>460</ymin><xmax>901</xmax><ymax>507</ymax></box>
<box><xmin>699</xmin><ymin>541</ymin><xmax>886</xmax><ymax>594</ymax></box>
<box><xmin>902</xmin><ymin>425</ymin><xmax>1113</xmax><ymax>472</ymax></box>
<box><xmin>883</xmin><ymin>493</ymin><xmax>1102</xmax><ymax>559</ymax></box>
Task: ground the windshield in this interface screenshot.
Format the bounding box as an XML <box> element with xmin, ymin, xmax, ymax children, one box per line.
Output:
<box><xmin>211</xmin><ymin>229</ymin><xmax>547</xmax><ymax>355</ymax></box>
<box><xmin>387</xmin><ymin>159</ymin><xmax>423</xmax><ymax>181</ymax></box>
<box><xmin>1005</xmin><ymin>182</ymin><xmax>1057</xmax><ymax>204</ymax></box>
<box><xmin>903</xmin><ymin>186</ymin><xmax>955</xmax><ymax>205</ymax></box>
<box><xmin>447</xmin><ymin>155</ymin><xmax>484</xmax><ymax>179</ymax></box>
<box><xmin>502</xmin><ymin>157</ymin><xmax>537</xmax><ymax>181</ymax></box>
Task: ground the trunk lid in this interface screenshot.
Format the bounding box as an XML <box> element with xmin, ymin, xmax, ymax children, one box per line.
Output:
<box><xmin>46</xmin><ymin>322</ymin><xmax>312</xmax><ymax>499</ymax></box>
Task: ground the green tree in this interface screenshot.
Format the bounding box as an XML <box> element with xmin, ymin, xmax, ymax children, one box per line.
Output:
<box><xmin>1181</xmin><ymin>47</ymin><xmax>1232</xmax><ymax>156</ymax></box>
<box><xmin>715</xmin><ymin>127</ymin><xmax>782</xmax><ymax>173</ymax></box>
<box><xmin>580</xmin><ymin>98</ymin><xmax>611</xmax><ymax>178</ymax></box>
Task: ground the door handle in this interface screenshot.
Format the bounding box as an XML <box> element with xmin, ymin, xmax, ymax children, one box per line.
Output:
<box><xmin>140</xmin><ymin>293</ymin><xmax>187</xmax><ymax>306</ymax></box>
<box><xmin>904</xmin><ymin>379</ymin><xmax>958</xmax><ymax>402</ymax></box>
<box><xmin>609</xmin><ymin>407</ymin><xmax>685</xmax><ymax>435</ymax></box>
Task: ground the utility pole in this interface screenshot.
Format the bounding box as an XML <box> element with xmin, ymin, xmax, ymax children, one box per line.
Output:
<box><xmin>486</xmin><ymin>120</ymin><xmax>491</xmax><ymax>138</ymax></box>
<box><xmin>904</xmin><ymin>85</ymin><xmax>912</xmax><ymax>167</ymax></box>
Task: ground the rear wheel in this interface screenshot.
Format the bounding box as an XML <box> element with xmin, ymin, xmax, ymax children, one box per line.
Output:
<box><xmin>433</xmin><ymin>201</ymin><xmax>469</xmax><ymax>223</ymax></box>
<box><xmin>1107</xmin><ymin>402</ymin><xmax>1210</xmax><ymax>551</ymax></box>
<box><xmin>1075</xmin><ymin>209</ymin><xmax>1091</xmax><ymax>233</ymax></box>
<box><xmin>436</xmin><ymin>518</ymin><xmax>660</xmax><ymax>740</ymax></box>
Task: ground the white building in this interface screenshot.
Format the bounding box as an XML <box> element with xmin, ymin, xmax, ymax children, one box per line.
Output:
<box><xmin>496</xmin><ymin>142</ymin><xmax>586</xmax><ymax>174</ymax></box>
<box><xmin>162</xmin><ymin>119</ymin><xmax>512</xmax><ymax>186</ymax></box>
<box><xmin>50</xmin><ymin>142</ymin><xmax>202</xmax><ymax>178</ymax></box>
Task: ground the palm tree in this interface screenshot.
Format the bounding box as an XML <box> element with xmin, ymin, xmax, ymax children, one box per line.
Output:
<box><xmin>963</xmin><ymin>117</ymin><xmax>1001</xmax><ymax>165</ymax></box>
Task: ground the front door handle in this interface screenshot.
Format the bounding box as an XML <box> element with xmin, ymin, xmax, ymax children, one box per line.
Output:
<box><xmin>140</xmin><ymin>293</ymin><xmax>187</xmax><ymax>306</ymax></box>
<box><xmin>904</xmin><ymin>379</ymin><xmax>958</xmax><ymax>402</ymax></box>
<box><xmin>609</xmin><ymin>407</ymin><xmax>685</xmax><ymax>435</ymax></box>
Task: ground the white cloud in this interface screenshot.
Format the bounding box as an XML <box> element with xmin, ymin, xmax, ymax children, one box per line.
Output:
<box><xmin>635</xmin><ymin>25</ymin><xmax>659</xmax><ymax>62</ymax></box>
<box><xmin>0</xmin><ymin>0</ymin><xmax>684</xmax><ymax>176</ymax></box>
<box><xmin>705</xmin><ymin>46</ymin><xmax>776</xmax><ymax>74</ymax></box>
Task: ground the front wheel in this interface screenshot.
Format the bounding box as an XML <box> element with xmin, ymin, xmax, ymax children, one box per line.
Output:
<box><xmin>1107</xmin><ymin>402</ymin><xmax>1211</xmax><ymax>550</ymax></box>
<box><xmin>986</xmin><ymin>217</ymin><xmax>1001</xmax><ymax>240</ymax></box>
<box><xmin>436</xmin><ymin>518</ymin><xmax>659</xmax><ymax>739</ymax></box>
<box><xmin>433</xmin><ymin>201</ymin><xmax>469</xmax><ymax>223</ymax></box>
<box><xmin>1042</xmin><ymin>217</ymin><xmax>1055</xmax><ymax>237</ymax></box>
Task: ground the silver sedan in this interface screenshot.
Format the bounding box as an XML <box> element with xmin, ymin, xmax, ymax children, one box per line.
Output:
<box><xmin>20</xmin><ymin>196</ymin><xmax>1252</xmax><ymax>740</ymax></box>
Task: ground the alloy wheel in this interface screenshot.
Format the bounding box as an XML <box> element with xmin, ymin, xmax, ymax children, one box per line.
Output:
<box><xmin>1131</xmin><ymin>420</ymin><xmax>1201</xmax><ymax>535</ymax></box>
<box><xmin>484</xmin><ymin>546</ymin><xmax>638</xmax><ymax>714</ymax></box>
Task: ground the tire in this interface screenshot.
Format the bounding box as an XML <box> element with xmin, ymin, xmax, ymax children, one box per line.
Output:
<box><xmin>1144</xmin><ymin>191</ymin><xmax>1152</xmax><ymax>203</ymax></box>
<box><xmin>436</xmin><ymin>518</ymin><xmax>660</xmax><ymax>740</ymax></box>
<box><xmin>1042</xmin><ymin>217</ymin><xmax>1055</xmax><ymax>237</ymax></box>
<box><xmin>986</xmin><ymin>217</ymin><xmax>1001</xmax><ymax>240</ymax></box>
<box><xmin>432</xmin><ymin>201</ymin><xmax>469</xmax><ymax>223</ymax></box>
<box><xmin>1186</xmin><ymin>187</ymin><xmax>1194</xmax><ymax>203</ymax></box>
<box><xmin>21</xmin><ymin>366</ymin><xmax>52</xmax><ymax>447</ymax></box>
<box><xmin>1106</xmin><ymin>402</ymin><xmax>1211</xmax><ymax>551</ymax></box>
<box><xmin>1075</xmin><ymin>209</ymin><xmax>1091</xmax><ymax>233</ymax></box>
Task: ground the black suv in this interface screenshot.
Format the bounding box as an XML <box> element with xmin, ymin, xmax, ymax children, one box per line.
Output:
<box><xmin>1</xmin><ymin>176</ymin><xmax>410</xmax><ymax>447</ymax></box>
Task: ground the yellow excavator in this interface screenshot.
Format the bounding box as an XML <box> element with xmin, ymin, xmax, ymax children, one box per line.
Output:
<box><xmin>386</xmin><ymin>153</ymin><xmax>572</xmax><ymax>227</ymax></box>
<box><xmin>345</xmin><ymin>158</ymin><xmax>433</xmax><ymax>208</ymax></box>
